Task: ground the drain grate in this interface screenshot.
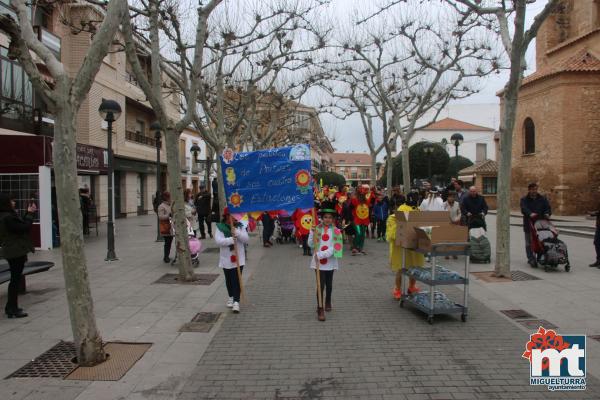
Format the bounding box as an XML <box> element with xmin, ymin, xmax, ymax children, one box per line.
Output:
<box><xmin>179</xmin><ymin>312</ymin><xmax>222</xmax><ymax>333</ymax></box>
<box><xmin>511</xmin><ymin>271</ymin><xmax>541</xmax><ymax>281</ymax></box>
<box><xmin>153</xmin><ymin>273</ymin><xmax>219</xmax><ymax>285</ymax></box>
<box><xmin>66</xmin><ymin>342</ymin><xmax>151</xmax><ymax>381</ymax></box>
<box><xmin>138</xmin><ymin>224</ymin><xmax>153</xmax><ymax>227</ymax></box>
<box><xmin>501</xmin><ymin>309</ymin><xmax>536</xmax><ymax>319</ymax></box>
<box><xmin>203</xmin><ymin>247</ymin><xmax>219</xmax><ymax>253</ymax></box>
<box><xmin>6</xmin><ymin>341</ymin><xmax>77</xmax><ymax>378</ymax></box>
<box><xmin>471</xmin><ymin>270</ymin><xmax>541</xmax><ymax>282</ymax></box>
<box><xmin>517</xmin><ymin>319</ymin><xmax>558</xmax><ymax>330</ymax></box>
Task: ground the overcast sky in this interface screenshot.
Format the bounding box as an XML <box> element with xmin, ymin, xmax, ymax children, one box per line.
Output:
<box><xmin>312</xmin><ymin>0</ymin><xmax>549</xmax><ymax>154</ymax></box>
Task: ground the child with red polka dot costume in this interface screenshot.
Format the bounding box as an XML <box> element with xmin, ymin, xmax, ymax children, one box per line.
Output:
<box><xmin>215</xmin><ymin>208</ymin><xmax>249</xmax><ymax>313</ymax></box>
<box><xmin>308</xmin><ymin>201</ymin><xmax>343</xmax><ymax>322</ymax></box>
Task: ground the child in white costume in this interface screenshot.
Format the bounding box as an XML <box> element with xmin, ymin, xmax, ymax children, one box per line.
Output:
<box><xmin>308</xmin><ymin>202</ymin><xmax>343</xmax><ymax>321</ymax></box>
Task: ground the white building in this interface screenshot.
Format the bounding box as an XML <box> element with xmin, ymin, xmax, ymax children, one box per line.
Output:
<box><xmin>409</xmin><ymin>117</ymin><xmax>496</xmax><ymax>163</ymax></box>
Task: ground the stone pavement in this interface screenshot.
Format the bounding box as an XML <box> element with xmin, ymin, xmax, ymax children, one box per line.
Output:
<box><xmin>0</xmin><ymin>213</ymin><xmax>599</xmax><ymax>399</ymax></box>
<box><xmin>177</xmin><ymin>218</ymin><xmax>600</xmax><ymax>400</ymax></box>
<box><xmin>0</xmin><ymin>214</ymin><xmax>265</xmax><ymax>400</ymax></box>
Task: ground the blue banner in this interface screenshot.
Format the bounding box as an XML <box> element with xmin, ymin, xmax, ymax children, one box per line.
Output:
<box><xmin>220</xmin><ymin>145</ymin><xmax>314</xmax><ymax>213</ymax></box>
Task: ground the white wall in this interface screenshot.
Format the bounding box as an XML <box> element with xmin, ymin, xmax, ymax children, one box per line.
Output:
<box><xmin>408</xmin><ymin>130</ymin><xmax>496</xmax><ymax>162</ymax></box>
<box><xmin>180</xmin><ymin>131</ymin><xmax>209</xmax><ymax>190</ymax></box>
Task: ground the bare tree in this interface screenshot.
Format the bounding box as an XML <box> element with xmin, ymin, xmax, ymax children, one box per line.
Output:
<box><xmin>120</xmin><ymin>0</ymin><xmax>223</xmax><ymax>281</ymax></box>
<box><xmin>447</xmin><ymin>0</ymin><xmax>560</xmax><ymax>277</ymax></box>
<box><xmin>192</xmin><ymin>0</ymin><xmax>329</xmax><ymax>213</ymax></box>
<box><xmin>346</xmin><ymin>1</ymin><xmax>498</xmax><ymax>192</ymax></box>
<box><xmin>0</xmin><ymin>0</ymin><xmax>127</xmax><ymax>366</ymax></box>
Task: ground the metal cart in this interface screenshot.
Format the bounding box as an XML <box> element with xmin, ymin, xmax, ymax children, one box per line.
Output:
<box><xmin>399</xmin><ymin>242</ymin><xmax>470</xmax><ymax>324</ymax></box>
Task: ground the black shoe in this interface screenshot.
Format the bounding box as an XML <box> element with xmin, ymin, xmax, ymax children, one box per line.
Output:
<box><xmin>5</xmin><ymin>309</ymin><xmax>28</xmax><ymax>318</ymax></box>
<box><xmin>200</xmin><ymin>235</ymin><xmax>206</xmax><ymax>240</ymax></box>
<box><xmin>209</xmin><ymin>233</ymin><xmax>213</xmax><ymax>239</ymax></box>
<box><xmin>589</xmin><ymin>261</ymin><xmax>600</xmax><ymax>267</ymax></box>
<box><xmin>163</xmin><ymin>257</ymin><xmax>171</xmax><ymax>263</ymax></box>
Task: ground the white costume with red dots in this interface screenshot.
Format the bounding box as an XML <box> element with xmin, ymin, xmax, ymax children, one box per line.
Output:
<box><xmin>308</xmin><ymin>224</ymin><xmax>343</xmax><ymax>271</ymax></box>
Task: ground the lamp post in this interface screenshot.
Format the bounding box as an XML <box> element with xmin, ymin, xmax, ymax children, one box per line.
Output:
<box><xmin>99</xmin><ymin>98</ymin><xmax>122</xmax><ymax>261</ymax></box>
<box><xmin>450</xmin><ymin>132</ymin><xmax>464</xmax><ymax>158</ymax></box>
<box><xmin>190</xmin><ymin>143</ymin><xmax>201</xmax><ymax>170</ymax></box>
<box><xmin>151</xmin><ymin>121</ymin><xmax>162</xmax><ymax>242</ymax></box>
<box><xmin>423</xmin><ymin>141</ymin><xmax>435</xmax><ymax>182</ymax></box>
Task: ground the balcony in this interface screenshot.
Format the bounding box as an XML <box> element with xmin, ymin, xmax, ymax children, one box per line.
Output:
<box><xmin>33</xmin><ymin>26</ymin><xmax>61</xmax><ymax>60</ymax></box>
<box><xmin>126</xmin><ymin>130</ymin><xmax>157</xmax><ymax>147</ymax></box>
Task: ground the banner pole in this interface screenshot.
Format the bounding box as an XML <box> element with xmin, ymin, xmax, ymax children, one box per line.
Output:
<box><xmin>229</xmin><ymin>214</ymin><xmax>245</xmax><ymax>302</ymax></box>
<box><xmin>312</xmin><ymin>207</ymin><xmax>323</xmax><ymax>310</ymax></box>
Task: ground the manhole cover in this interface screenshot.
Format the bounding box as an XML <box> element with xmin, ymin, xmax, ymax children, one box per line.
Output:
<box><xmin>153</xmin><ymin>273</ymin><xmax>219</xmax><ymax>285</ymax></box>
<box><xmin>203</xmin><ymin>247</ymin><xmax>219</xmax><ymax>253</ymax></box>
<box><xmin>511</xmin><ymin>271</ymin><xmax>541</xmax><ymax>281</ymax></box>
<box><xmin>179</xmin><ymin>312</ymin><xmax>221</xmax><ymax>333</ymax></box>
<box><xmin>7</xmin><ymin>341</ymin><xmax>77</xmax><ymax>378</ymax></box>
<box><xmin>517</xmin><ymin>319</ymin><xmax>558</xmax><ymax>330</ymax></box>
<box><xmin>500</xmin><ymin>309</ymin><xmax>536</xmax><ymax>319</ymax></box>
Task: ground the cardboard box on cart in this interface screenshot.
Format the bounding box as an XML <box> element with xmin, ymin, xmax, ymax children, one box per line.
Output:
<box><xmin>394</xmin><ymin>211</ymin><xmax>451</xmax><ymax>248</ymax></box>
<box><xmin>414</xmin><ymin>225</ymin><xmax>468</xmax><ymax>253</ymax></box>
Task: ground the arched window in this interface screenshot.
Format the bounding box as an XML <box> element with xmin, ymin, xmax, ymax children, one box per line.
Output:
<box><xmin>523</xmin><ymin>118</ymin><xmax>535</xmax><ymax>154</ymax></box>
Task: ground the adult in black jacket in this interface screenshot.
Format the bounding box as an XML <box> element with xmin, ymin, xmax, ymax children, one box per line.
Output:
<box><xmin>195</xmin><ymin>187</ymin><xmax>213</xmax><ymax>239</ymax></box>
<box><xmin>591</xmin><ymin>201</ymin><xmax>600</xmax><ymax>268</ymax></box>
<box><xmin>520</xmin><ymin>183</ymin><xmax>552</xmax><ymax>265</ymax></box>
<box><xmin>460</xmin><ymin>186</ymin><xmax>489</xmax><ymax>229</ymax></box>
<box><xmin>0</xmin><ymin>194</ymin><xmax>36</xmax><ymax>318</ymax></box>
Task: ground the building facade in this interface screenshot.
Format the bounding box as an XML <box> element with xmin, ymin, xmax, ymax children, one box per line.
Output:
<box><xmin>410</xmin><ymin>118</ymin><xmax>497</xmax><ymax>164</ymax></box>
<box><xmin>0</xmin><ymin>2</ymin><xmax>207</xmax><ymax>247</ymax></box>
<box><xmin>331</xmin><ymin>153</ymin><xmax>372</xmax><ymax>186</ymax></box>
<box><xmin>505</xmin><ymin>0</ymin><xmax>600</xmax><ymax>215</ymax></box>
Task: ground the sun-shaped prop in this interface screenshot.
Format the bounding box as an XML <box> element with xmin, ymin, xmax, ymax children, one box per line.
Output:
<box><xmin>229</xmin><ymin>192</ymin><xmax>244</xmax><ymax>208</ymax></box>
<box><xmin>295</xmin><ymin>170</ymin><xmax>311</xmax><ymax>193</ymax></box>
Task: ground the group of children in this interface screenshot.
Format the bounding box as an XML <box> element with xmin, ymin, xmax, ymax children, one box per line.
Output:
<box><xmin>213</xmin><ymin>183</ymin><xmax>459</xmax><ymax>321</ymax></box>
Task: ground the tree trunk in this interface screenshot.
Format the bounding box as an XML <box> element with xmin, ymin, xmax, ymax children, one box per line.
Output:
<box><xmin>494</xmin><ymin>3</ymin><xmax>528</xmax><ymax>278</ymax></box>
<box><xmin>385</xmin><ymin>146</ymin><xmax>394</xmax><ymax>193</ymax></box>
<box><xmin>494</xmin><ymin>81</ymin><xmax>520</xmax><ymax>278</ymax></box>
<box><xmin>163</xmin><ymin>126</ymin><xmax>195</xmax><ymax>281</ymax></box>
<box><xmin>54</xmin><ymin>104</ymin><xmax>106</xmax><ymax>366</ymax></box>
<box><xmin>214</xmin><ymin>144</ymin><xmax>226</xmax><ymax>216</ymax></box>
<box><xmin>401</xmin><ymin>138</ymin><xmax>411</xmax><ymax>193</ymax></box>
<box><xmin>370</xmin><ymin>152</ymin><xmax>377</xmax><ymax>187</ymax></box>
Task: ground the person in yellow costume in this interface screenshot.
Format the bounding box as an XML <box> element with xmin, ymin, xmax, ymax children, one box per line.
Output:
<box><xmin>386</xmin><ymin>195</ymin><xmax>425</xmax><ymax>300</ymax></box>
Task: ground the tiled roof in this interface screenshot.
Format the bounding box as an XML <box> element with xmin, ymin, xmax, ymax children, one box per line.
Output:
<box><xmin>422</xmin><ymin>118</ymin><xmax>494</xmax><ymax>132</ymax></box>
<box><xmin>458</xmin><ymin>159</ymin><xmax>498</xmax><ymax>175</ymax></box>
<box><xmin>521</xmin><ymin>48</ymin><xmax>600</xmax><ymax>86</ymax></box>
<box><xmin>331</xmin><ymin>153</ymin><xmax>371</xmax><ymax>165</ymax></box>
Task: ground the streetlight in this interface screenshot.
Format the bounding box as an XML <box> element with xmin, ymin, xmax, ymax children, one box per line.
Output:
<box><xmin>151</xmin><ymin>121</ymin><xmax>162</xmax><ymax>242</ymax></box>
<box><xmin>450</xmin><ymin>132</ymin><xmax>464</xmax><ymax>157</ymax></box>
<box><xmin>190</xmin><ymin>143</ymin><xmax>201</xmax><ymax>165</ymax></box>
<box><xmin>423</xmin><ymin>141</ymin><xmax>435</xmax><ymax>182</ymax></box>
<box><xmin>98</xmin><ymin>98</ymin><xmax>121</xmax><ymax>261</ymax></box>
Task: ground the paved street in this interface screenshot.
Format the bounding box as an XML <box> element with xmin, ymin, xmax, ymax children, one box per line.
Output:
<box><xmin>177</xmin><ymin>222</ymin><xmax>600</xmax><ymax>400</ymax></box>
<box><xmin>0</xmin><ymin>214</ymin><xmax>599</xmax><ymax>399</ymax></box>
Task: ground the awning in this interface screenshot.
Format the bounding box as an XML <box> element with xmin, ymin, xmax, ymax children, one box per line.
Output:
<box><xmin>458</xmin><ymin>174</ymin><xmax>474</xmax><ymax>181</ymax></box>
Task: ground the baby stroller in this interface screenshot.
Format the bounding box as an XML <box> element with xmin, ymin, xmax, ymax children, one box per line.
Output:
<box><xmin>171</xmin><ymin>219</ymin><xmax>202</xmax><ymax>267</ymax></box>
<box><xmin>529</xmin><ymin>218</ymin><xmax>570</xmax><ymax>272</ymax></box>
<box><xmin>276</xmin><ymin>215</ymin><xmax>295</xmax><ymax>244</ymax></box>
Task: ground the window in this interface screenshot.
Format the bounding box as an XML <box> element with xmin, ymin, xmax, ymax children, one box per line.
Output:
<box><xmin>482</xmin><ymin>177</ymin><xmax>497</xmax><ymax>195</ymax></box>
<box><xmin>135</xmin><ymin>120</ymin><xmax>145</xmax><ymax>136</ymax></box>
<box><xmin>523</xmin><ymin>117</ymin><xmax>535</xmax><ymax>154</ymax></box>
<box><xmin>476</xmin><ymin>143</ymin><xmax>487</xmax><ymax>162</ymax></box>
<box><xmin>0</xmin><ymin>173</ymin><xmax>40</xmax><ymax>222</ymax></box>
<box><xmin>351</xmin><ymin>172</ymin><xmax>357</xmax><ymax>179</ymax></box>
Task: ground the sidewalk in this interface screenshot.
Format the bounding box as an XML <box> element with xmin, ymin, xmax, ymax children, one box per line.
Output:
<box><xmin>0</xmin><ymin>214</ymin><xmax>266</xmax><ymax>400</ymax></box>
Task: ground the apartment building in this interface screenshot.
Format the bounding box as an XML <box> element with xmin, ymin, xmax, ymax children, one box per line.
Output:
<box><xmin>331</xmin><ymin>153</ymin><xmax>372</xmax><ymax>186</ymax></box>
<box><xmin>0</xmin><ymin>2</ymin><xmax>207</xmax><ymax>247</ymax></box>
